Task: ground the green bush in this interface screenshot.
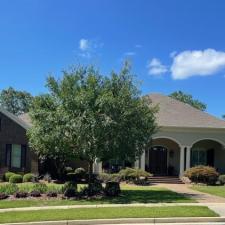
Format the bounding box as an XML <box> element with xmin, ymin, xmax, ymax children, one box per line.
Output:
<box><xmin>80</xmin><ymin>181</ymin><xmax>103</xmax><ymax>196</ymax></box>
<box><xmin>23</xmin><ymin>173</ymin><xmax>35</xmax><ymax>182</ymax></box>
<box><xmin>4</xmin><ymin>172</ymin><xmax>16</xmax><ymax>182</ymax></box>
<box><xmin>104</xmin><ymin>181</ymin><xmax>121</xmax><ymax>196</ymax></box>
<box><xmin>0</xmin><ymin>183</ymin><xmax>18</xmax><ymax>195</ymax></box>
<box><xmin>66</xmin><ymin>173</ymin><xmax>77</xmax><ymax>182</ymax></box>
<box><xmin>62</xmin><ymin>181</ymin><xmax>77</xmax><ymax>193</ymax></box>
<box><xmin>9</xmin><ymin>174</ymin><xmax>23</xmax><ymax>183</ymax></box>
<box><xmin>218</xmin><ymin>175</ymin><xmax>225</xmax><ymax>185</ymax></box>
<box><xmin>98</xmin><ymin>173</ymin><xmax>121</xmax><ymax>183</ymax></box>
<box><xmin>33</xmin><ymin>183</ymin><xmax>48</xmax><ymax>193</ymax></box>
<box><xmin>119</xmin><ymin>168</ymin><xmax>151</xmax><ymax>184</ymax></box>
<box><xmin>75</xmin><ymin>167</ymin><xmax>86</xmax><ymax>178</ymax></box>
<box><xmin>65</xmin><ymin>166</ymin><xmax>73</xmax><ymax>174</ymax></box>
<box><xmin>184</xmin><ymin>166</ymin><xmax>219</xmax><ymax>185</ymax></box>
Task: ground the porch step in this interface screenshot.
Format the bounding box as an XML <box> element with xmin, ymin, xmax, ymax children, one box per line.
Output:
<box><xmin>148</xmin><ymin>176</ymin><xmax>184</xmax><ymax>184</ymax></box>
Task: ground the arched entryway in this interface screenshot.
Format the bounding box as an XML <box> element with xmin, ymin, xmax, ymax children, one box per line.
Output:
<box><xmin>191</xmin><ymin>139</ymin><xmax>225</xmax><ymax>173</ymax></box>
<box><xmin>146</xmin><ymin>137</ymin><xmax>181</xmax><ymax>176</ymax></box>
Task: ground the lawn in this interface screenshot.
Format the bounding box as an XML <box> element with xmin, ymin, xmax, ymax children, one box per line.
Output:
<box><xmin>0</xmin><ymin>184</ymin><xmax>194</xmax><ymax>209</ymax></box>
<box><xmin>0</xmin><ymin>206</ymin><xmax>218</xmax><ymax>223</ymax></box>
<box><xmin>191</xmin><ymin>185</ymin><xmax>225</xmax><ymax>198</ymax></box>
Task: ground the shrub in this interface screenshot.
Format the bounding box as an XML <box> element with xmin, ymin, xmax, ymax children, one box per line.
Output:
<box><xmin>14</xmin><ymin>191</ymin><xmax>28</xmax><ymax>198</ymax></box>
<box><xmin>30</xmin><ymin>190</ymin><xmax>41</xmax><ymax>197</ymax></box>
<box><xmin>62</xmin><ymin>181</ymin><xmax>77</xmax><ymax>193</ymax></box>
<box><xmin>80</xmin><ymin>181</ymin><xmax>103</xmax><ymax>196</ymax></box>
<box><xmin>9</xmin><ymin>174</ymin><xmax>23</xmax><ymax>183</ymax></box>
<box><xmin>64</xmin><ymin>188</ymin><xmax>77</xmax><ymax>198</ymax></box>
<box><xmin>47</xmin><ymin>191</ymin><xmax>57</xmax><ymax>197</ymax></box>
<box><xmin>0</xmin><ymin>183</ymin><xmax>18</xmax><ymax>195</ymax></box>
<box><xmin>43</xmin><ymin>173</ymin><xmax>52</xmax><ymax>183</ymax></box>
<box><xmin>104</xmin><ymin>181</ymin><xmax>121</xmax><ymax>196</ymax></box>
<box><xmin>98</xmin><ymin>173</ymin><xmax>121</xmax><ymax>183</ymax></box>
<box><xmin>65</xmin><ymin>166</ymin><xmax>73</xmax><ymax>174</ymax></box>
<box><xmin>23</xmin><ymin>173</ymin><xmax>35</xmax><ymax>182</ymax></box>
<box><xmin>46</xmin><ymin>184</ymin><xmax>63</xmax><ymax>194</ymax></box>
<box><xmin>4</xmin><ymin>172</ymin><xmax>16</xmax><ymax>182</ymax></box>
<box><xmin>75</xmin><ymin>168</ymin><xmax>86</xmax><ymax>180</ymax></box>
<box><xmin>33</xmin><ymin>183</ymin><xmax>48</xmax><ymax>193</ymax></box>
<box><xmin>218</xmin><ymin>175</ymin><xmax>225</xmax><ymax>185</ymax></box>
<box><xmin>119</xmin><ymin>168</ymin><xmax>151</xmax><ymax>184</ymax></box>
<box><xmin>184</xmin><ymin>166</ymin><xmax>219</xmax><ymax>185</ymax></box>
<box><xmin>0</xmin><ymin>193</ymin><xmax>8</xmax><ymax>200</ymax></box>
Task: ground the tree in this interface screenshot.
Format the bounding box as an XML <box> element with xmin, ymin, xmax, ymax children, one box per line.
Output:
<box><xmin>0</xmin><ymin>87</ymin><xmax>33</xmax><ymax>115</ymax></box>
<box><xmin>28</xmin><ymin>64</ymin><xmax>158</xmax><ymax>182</ymax></box>
<box><xmin>169</xmin><ymin>91</ymin><xmax>207</xmax><ymax>111</ymax></box>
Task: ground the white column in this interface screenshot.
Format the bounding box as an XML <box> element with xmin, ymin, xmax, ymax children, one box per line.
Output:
<box><xmin>179</xmin><ymin>146</ymin><xmax>185</xmax><ymax>177</ymax></box>
<box><xmin>134</xmin><ymin>158</ymin><xmax>140</xmax><ymax>169</ymax></box>
<box><xmin>93</xmin><ymin>160</ymin><xmax>102</xmax><ymax>174</ymax></box>
<box><xmin>140</xmin><ymin>151</ymin><xmax>146</xmax><ymax>170</ymax></box>
<box><xmin>186</xmin><ymin>146</ymin><xmax>191</xmax><ymax>171</ymax></box>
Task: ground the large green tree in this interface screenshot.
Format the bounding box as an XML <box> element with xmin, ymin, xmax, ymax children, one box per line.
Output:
<box><xmin>28</xmin><ymin>64</ymin><xmax>158</xmax><ymax>181</ymax></box>
<box><xmin>169</xmin><ymin>91</ymin><xmax>207</xmax><ymax>111</ymax></box>
<box><xmin>0</xmin><ymin>87</ymin><xmax>33</xmax><ymax>115</ymax></box>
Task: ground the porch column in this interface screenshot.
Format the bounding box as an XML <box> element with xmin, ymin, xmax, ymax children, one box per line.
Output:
<box><xmin>186</xmin><ymin>146</ymin><xmax>191</xmax><ymax>170</ymax></box>
<box><xmin>140</xmin><ymin>151</ymin><xmax>145</xmax><ymax>170</ymax></box>
<box><xmin>134</xmin><ymin>158</ymin><xmax>140</xmax><ymax>169</ymax></box>
<box><xmin>93</xmin><ymin>160</ymin><xmax>102</xmax><ymax>174</ymax></box>
<box><xmin>179</xmin><ymin>146</ymin><xmax>185</xmax><ymax>177</ymax></box>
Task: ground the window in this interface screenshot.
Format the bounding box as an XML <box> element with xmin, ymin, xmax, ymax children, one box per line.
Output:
<box><xmin>191</xmin><ymin>148</ymin><xmax>207</xmax><ymax>167</ymax></box>
<box><xmin>11</xmin><ymin>144</ymin><xmax>22</xmax><ymax>168</ymax></box>
<box><xmin>5</xmin><ymin>144</ymin><xmax>26</xmax><ymax>169</ymax></box>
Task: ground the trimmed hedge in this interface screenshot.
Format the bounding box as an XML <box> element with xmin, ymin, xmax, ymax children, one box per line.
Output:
<box><xmin>23</xmin><ymin>173</ymin><xmax>35</xmax><ymax>182</ymax></box>
<box><xmin>9</xmin><ymin>174</ymin><xmax>23</xmax><ymax>184</ymax></box>
<box><xmin>0</xmin><ymin>183</ymin><xmax>18</xmax><ymax>195</ymax></box>
<box><xmin>104</xmin><ymin>181</ymin><xmax>121</xmax><ymax>196</ymax></box>
<box><xmin>4</xmin><ymin>172</ymin><xmax>16</xmax><ymax>182</ymax></box>
<box><xmin>184</xmin><ymin>166</ymin><xmax>219</xmax><ymax>185</ymax></box>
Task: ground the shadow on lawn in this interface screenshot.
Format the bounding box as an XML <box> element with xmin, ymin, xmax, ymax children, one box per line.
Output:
<box><xmin>82</xmin><ymin>189</ymin><xmax>191</xmax><ymax>204</ymax></box>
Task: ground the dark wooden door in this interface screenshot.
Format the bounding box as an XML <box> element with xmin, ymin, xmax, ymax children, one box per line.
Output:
<box><xmin>149</xmin><ymin>146</ymin><xmax>167</xmax><ymax>175</ymax></box>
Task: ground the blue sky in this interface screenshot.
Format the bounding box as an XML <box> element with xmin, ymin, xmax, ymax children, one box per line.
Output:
<box><xmin>0</xmin><ymin>0</ymin><xmax>225</xmax><ymax>118</ymax></box>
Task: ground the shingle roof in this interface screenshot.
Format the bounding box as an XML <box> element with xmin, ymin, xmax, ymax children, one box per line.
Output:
<box><xmin>0</xmin><ymin>107</ymin><xmax>31</xmax><ymax>130</ymax></box>
<box><xmin>149</xmin><ymin>93</ymin><xmax>225</xmax><ymax>129</ymax></box>
<box><xmin>17</xmin><ymin>93</ymin><xmax>225</xmax><ymax>130</ymax></box>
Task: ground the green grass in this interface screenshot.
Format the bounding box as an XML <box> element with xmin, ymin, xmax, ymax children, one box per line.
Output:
<box><xmin>191</xmin><ymin>185</ymin><xmax>225</xmax><ymax>198</ymax></box>
<box><xmin>0</xmin><ymin>206</ymin><xmax>218</xmax><ymax>223</ymax></box>
<box><xmin>0</xmin><ymin>184</ymin><xmax>194</xmax><ymax>209</ymax></box>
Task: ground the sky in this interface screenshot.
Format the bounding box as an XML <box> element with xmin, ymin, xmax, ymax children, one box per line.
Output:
<box><xmin>0</xmin><ymin>0</ymin><xmax>225</xmax><ymax>118</ymax></box>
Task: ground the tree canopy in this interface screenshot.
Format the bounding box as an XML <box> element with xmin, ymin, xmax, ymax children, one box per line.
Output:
<box><xmin>28</xmin><ymin>64</ymin><xmax>158</xmax><ymax>180</ymax></box>
<box><xmin>169</xmin><ymin>91</ymin><xmax>207</xmax><ymax>111</ymax></box>
<box><xmin>0</xmin><ymin>87</ymin><xmax>33</xmax><ymax>115</ymax></box>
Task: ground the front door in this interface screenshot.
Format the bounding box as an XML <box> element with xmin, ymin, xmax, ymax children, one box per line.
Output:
<box><xmin>149</xmin><ymin>146</ymin><xmax>167</xmax><ymax>175</ymax></box>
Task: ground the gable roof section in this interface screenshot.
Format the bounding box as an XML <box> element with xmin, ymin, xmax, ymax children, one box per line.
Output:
<box><xmin>149</xmin><ymin>93</ymin><xmax>225</xmax><ymax>129</ymax></box>
<box><xmin>0</xmin><ymin>107</ymin><xmax>31</xmax><ymax>130</ymax></box>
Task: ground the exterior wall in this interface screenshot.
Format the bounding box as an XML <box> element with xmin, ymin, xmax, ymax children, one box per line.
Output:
<box><xmin>0</xmin><ymin>112</ymin><xmax>38</xmax><ymax>175</ymax></box>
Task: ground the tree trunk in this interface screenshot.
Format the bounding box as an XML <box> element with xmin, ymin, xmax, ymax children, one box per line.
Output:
<box><xmin>88</xmin><ymin>160</ymin><xmax>94</xmax><ymax>184</ymax></box>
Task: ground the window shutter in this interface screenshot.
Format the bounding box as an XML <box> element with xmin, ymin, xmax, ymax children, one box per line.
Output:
<box><xmin>5</xmin><ymin>144</ymin><xmax>12</xmax><ymax>167</ymax></box>
<box><xmin>21</xmin><ymin>145</ymin><xmax>27</xmax><ymax>168</ymax></box>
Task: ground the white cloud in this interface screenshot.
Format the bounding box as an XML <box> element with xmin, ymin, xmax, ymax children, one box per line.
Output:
<box><xmin>79</xmin><ymin>39</ymin><xmax>90</xmax><ymax>51</ymax></box>
<box><xmin>135</xmin><ymin>44</ymin><xmax>142</xmax><ymax>48</ymax></box>
<box><xmin>147</xmin><ymin>58</ymin><xmax>168</xmax><ymax>76</ymax></box>
<box><xmin>78</xmin><ymin>38</ymin><xmax>103</xmax><ymax>58</ymax></box>
<box><xmin>171</xmin><ymin>49</ymin><xmax>225</xmax><ymax>80</ymax></box>
<box><xmin>124</xmin><ymin>52</ymin><xmax>136</xmax><ymax>56</ymax></box>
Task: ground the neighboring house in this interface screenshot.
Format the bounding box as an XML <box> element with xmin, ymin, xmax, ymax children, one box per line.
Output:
<box><xmin>1</xmin><ymin>93</ymin><xmax>225</xmax><ymax>178</ymax></box>
<box><xmin>0</xmin><ymin>108</ymin><xmax>38</xmax><ymax>177</ymax></box>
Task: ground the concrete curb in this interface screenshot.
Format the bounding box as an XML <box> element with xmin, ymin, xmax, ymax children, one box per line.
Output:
<box><xmin>1</xmin><ymin>217</ymin><xmax>225</xmax><ymax>225</ymax></box>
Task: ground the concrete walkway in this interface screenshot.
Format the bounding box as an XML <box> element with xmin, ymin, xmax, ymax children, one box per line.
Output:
<box><xmin>156</xmin><ymin>183</ymin><xmax>225</xmax><ymax>203</ymax></box>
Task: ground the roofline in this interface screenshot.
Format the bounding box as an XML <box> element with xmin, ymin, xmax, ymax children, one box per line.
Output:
<box><xmin>160</xmin><ymin>125</ymin><xmax>225</xmax><ymax>132</ymax></box>
<box><xmin>0</xmin><ymin>107</ymin><xmax>30</xmax><ymax>130</ymax></box>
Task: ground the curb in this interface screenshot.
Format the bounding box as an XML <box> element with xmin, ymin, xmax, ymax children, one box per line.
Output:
<box><xmin>1</xmin><ymin>217</ymin><xmax>225</xmax><ymax>225</ymax></box>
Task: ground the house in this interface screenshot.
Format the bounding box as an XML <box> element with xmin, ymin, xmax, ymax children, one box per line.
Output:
<box><xmin>1</xmin><ymin>93</ymin><xmax>225</xmax><ymax>177</ymax></box>
<box><xmin>0</xmin><ymin>108</ymin><xmax>38</xmax><ymax>177</ymax></box>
